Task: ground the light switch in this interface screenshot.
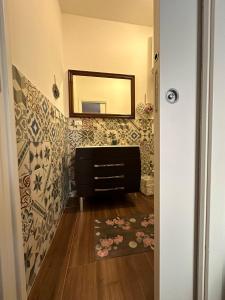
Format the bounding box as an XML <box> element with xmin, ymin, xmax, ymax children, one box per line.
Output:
<box><xmin>74</xmin><ymin>120</ymin><xmax>82</xmax><ymax>126</ymax></box>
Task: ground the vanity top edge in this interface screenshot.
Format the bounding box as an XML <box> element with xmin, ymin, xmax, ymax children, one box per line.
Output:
<box><xmin>76</xmin><ymin>145</ymin><xmax>140</xmax><ymax>149</ymax></box>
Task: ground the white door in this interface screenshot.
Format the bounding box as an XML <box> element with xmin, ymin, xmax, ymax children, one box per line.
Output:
<box><xmin>205</xmin><ymin>1</ymin><xmax>225</xmax><ymax>299</ymax></box>
<box><xmin>0</xmin><ymin>0</ymin><xmax>200</xmax><ymax>299</ymax></box>
<box><xmin>0</xmin><ymin>0</ymin><xmax>27</xmax><ymax>299</ymax></box>
<box><xmin>154</xmin><ymin>0</ymin><xmax>199</xmax><ymax>299</ymax></box>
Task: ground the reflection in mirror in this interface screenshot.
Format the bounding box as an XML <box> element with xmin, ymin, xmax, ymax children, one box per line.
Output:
<box><xmin>68</xmin><ymin>70</ymin><xmax>135</xmax><ymax>118</ymax></box>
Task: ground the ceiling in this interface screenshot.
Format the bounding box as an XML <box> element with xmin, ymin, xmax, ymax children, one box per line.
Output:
<box><xmin>59</xmin><ymin>0</ymin><xmax>153</xmax><ymax>27</ymax></box>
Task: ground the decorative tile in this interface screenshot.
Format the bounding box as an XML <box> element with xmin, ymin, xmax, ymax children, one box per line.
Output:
<box><xmin>68</xmin><ymin>116</ymin><xmax>155</xmax><ymax>178</ymax></box>
<box><xmin>30</xmin><ymin>168</ymin><xmax>44</xmax><ymax>201</ymax></box>
<box><xmin>93</xmin><ymin>130</ymin><xmax>107</xmax><ymax>145</ymax></box>
<box><xmin>14</xmin><ymin>104</ymin><xmax>28</xmax><ymax>140</ymax></box>
<box><xmin>27</xmin><ymin>112</ymin><xmax>44</xmax><ymax>142</ymax></box>
<box><xmin>19</xmin><ymin>174</ymin><xmax>32</xmax><ymax>210</ymax></box>
<box><xmin>127</xmin><ymin>129</ymin><xmax>141</xmax><ymax>143</ymax></box>
<box><xmin>17</xmin><ymin>140</ymin><xmax>30</xmax><ymax>176</ymax></box>
<box><xmin>21</xmin><ymin>206</ymin><xmax>33</xmax><ymax>242</ymax></box>
<box><xmin>29</xmin><ymin>142</ymin><xmax>43</xmax><ymax>171</ymax></box>
<box><xmin>13</xmin><ymin>65</ymin><xmax>69</xmax><ymax>294</ymax></box>
<box><xmin>136</xmin><ymin>103</ymin><xmax>154</xmax><ymax>120</ymax></box>
<box><xmin>13</xmin><ymin>64</ymin><xmax>154</xmax><ymax>294</ymax></box>
<box><xmin>42</xmin><ymin>142</ymin><xmax>52</xmax><ymax>166</ymax></box>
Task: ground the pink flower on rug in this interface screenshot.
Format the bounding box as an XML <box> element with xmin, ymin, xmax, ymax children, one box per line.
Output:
<box><xmin>143</xmin><ymin>236</ymin><xmax>154</xmax><ymax>248</ymax></box>
<box><xmin>148</xmin><ymin>215</ymin><xmax>154</xmax><ymax>224</ymax></box>
<box><xmin>136</xmin><ymin>237</ymin><xmax>143</xmax><ymax>243</ymax></box>
<box><xmin>106</xmin><ymin>219</ymin><xmax>114</xmax><ymax>226</ymax></box>
<box><xmin>100</xmin><ymin>238</ymin><xmax>114</xmax><ymax>248</ymax></box>
<box><xmin>122</xmin><ymin>224</ymin><xmax>131</xmax><ymax>230</ymax></box>
<box><xmin>115</xmin><ymin>219</ymin><xmax>125</xmax><ymax>225</ymax></box>
<box><xmin>136</xmin><ymin>231</ymin><xmax>145</xmax><ymax>238</ymax></box>
<box><xmin>141</xmin><ymin>220</ymin><xmax>149</xmax><ymax>228</ymax></box>
<box><xmin>113</xmin><ymin>235</ymin><xmax>124</xmax><ymax>245</ymax></box>
<box><xmin>97</xmin><ymin>248</ymin><xmax>109</xmax><ymax>258</ymax></box>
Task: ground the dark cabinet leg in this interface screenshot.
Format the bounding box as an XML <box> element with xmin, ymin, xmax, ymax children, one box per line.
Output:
<box><xmin>79</xmin><ymin>197</ymin><xmax>84</xmax><ymax>212</ymax></box>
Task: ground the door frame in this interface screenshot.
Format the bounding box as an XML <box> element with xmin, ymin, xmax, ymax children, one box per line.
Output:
<box><xmin>154</xmin><ymin>0</ymin><xmax>213</xmax><ymax>299</ymax></box>
<box><xmin>0</xmin><ymin>0</ymin><xmax>214</xmax><ymax>299</ymax></box>
<box><xmin>196</xmin><ymin>0</ymin><xmax>215</xmax><ymax>299</ymax></box>
<box><xmin>0</xmin><ymin>0</ymin><xmax>27</xmax><ymax>299</ymax></box>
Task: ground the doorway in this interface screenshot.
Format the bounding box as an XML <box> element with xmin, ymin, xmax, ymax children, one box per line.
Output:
<box><xmin>0</xmin><ymin>0</ymin><xmax>202</xmax><ymax>299</ymax></box>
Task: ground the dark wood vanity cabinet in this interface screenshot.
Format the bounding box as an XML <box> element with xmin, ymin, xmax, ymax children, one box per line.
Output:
<box><xmin>75</xmin><ymin>146</ymin><xmax>141</xmax><ymax>209</ymax></box>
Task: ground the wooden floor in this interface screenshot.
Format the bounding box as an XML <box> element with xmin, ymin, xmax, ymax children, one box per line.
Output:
<box><xmin>29</xmin><ymin>193</ymin><xmax>154</xmax><ymax>300</ymax></box>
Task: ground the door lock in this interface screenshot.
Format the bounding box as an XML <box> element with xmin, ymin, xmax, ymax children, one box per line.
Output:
<box><xmin>166</xmin><ymin>89</ymin><xmax>179</xmax><ymax>104</ymax></box>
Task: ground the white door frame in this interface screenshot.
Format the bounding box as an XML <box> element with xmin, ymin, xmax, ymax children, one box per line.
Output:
<box><xmin>196</xmin><ymin>0</ymin><xmax>215</xmax><ymax>299</ymax></box>
<box><xmin>0</xmin><ymin>0</ymin><xmax>27</xmax><ymax>299</ymax></box>
<box><xmin>154</xmin><ymin>0</ymin><xmax>213</xmax><ymax>299</ymax></box>
<box><xmin>0</xmin><ymin>0</ymin><xmax>214</xmax><ymax>299</ymax></box>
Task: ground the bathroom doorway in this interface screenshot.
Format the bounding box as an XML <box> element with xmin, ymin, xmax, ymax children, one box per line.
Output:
<box><xmin>0</xmin><ymin>0</ymin><xmax>201</xmax><ymax>299</ymax></box>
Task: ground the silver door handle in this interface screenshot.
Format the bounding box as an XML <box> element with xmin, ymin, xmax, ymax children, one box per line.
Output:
<box><xmin>166</xmin><ymin>89</ymin><xmax>179</xmax><ymax>104</ymax></box>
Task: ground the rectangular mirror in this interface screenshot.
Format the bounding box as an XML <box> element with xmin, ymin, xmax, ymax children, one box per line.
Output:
<box><xmin>68</xmin><ymin>70</ymin><xmax>135</xmax><ymax>118</ymax></box>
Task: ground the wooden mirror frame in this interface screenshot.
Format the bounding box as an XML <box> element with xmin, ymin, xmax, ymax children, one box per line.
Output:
<box><xmin>68</xmin><ymin>70</ymin><xmax>135</xmax><ymax>119</ymax></box>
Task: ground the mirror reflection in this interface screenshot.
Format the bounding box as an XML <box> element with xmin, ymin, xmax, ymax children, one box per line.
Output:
<box><xmin>69</xmin><ymin>71</ymin><xmax>135</xmax><ymax>118</ymax></box>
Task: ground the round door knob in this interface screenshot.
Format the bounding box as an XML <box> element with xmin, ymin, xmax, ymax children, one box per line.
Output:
<box><xmin>166</xmin><ymin>89</ymin><xmax>179</xmax><ymax>104</ymax></box>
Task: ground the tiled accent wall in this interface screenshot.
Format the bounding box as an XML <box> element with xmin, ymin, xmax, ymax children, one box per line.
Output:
<box><xmin>13</xmin><ymin>66</ymin><xmax>69</xmax><ymax>293</ymax></box>
<box><xmin>68</xmin><ymin>116</ymin><xmax>154</xmax><ymax>192</ymax></box>
<box><xmin>13</xmin><ymin>65</ymin><xmax>154</xmax><ymax>293</ymax></box>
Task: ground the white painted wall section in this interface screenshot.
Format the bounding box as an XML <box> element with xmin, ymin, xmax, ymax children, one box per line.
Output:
<box><xmin>7</xmin><ymin>0</ymin><xmax>66</xmax><ymax>114</ymax></box>
<box><xmin>62</xmin><ymin>14</ymin><xmax>153</xmax><ymax>116</ymax></box>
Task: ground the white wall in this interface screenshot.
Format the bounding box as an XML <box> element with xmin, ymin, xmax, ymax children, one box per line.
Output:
<box><xmin>7</xmin><ymin>0</ymin><xmax>66</xmax><ymax>114</ymax></box>
<box><xmin>62</xmin><ymin>14</ymin><xmax>153</xmax><ymax>116</ymax></box>
<box><xmin>207</xmin><ymin>1</ymin><xmax>225</xmax><ymax>299</ymax></box>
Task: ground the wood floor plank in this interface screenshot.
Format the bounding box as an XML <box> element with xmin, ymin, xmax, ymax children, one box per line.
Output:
<box><xmin>97</xmin><ymin>253</ymin><xmax>153</xmax><ymax>300</ymax></box>
<box><xmin>61</xmin><ymin>262</ymin><xmax>98</xmax><ymax>300</ymax></box>
<box><xmin>29</xmin><ymin>193</ymin><xmax>154</xmax><ymax>300</ymax></box>
<box><xmin>63</xmin><ymin>252</ymin><xmax>154</xmax><ymax>300</ymax></box>
<box><xmin>28</xmin><ymin>208</ymin><xmax>77</xmax><ymax>300</ymax></box>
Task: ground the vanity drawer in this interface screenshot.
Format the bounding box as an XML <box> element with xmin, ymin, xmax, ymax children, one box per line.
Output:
<box><xmin>77</xmin><ymin>184</ymin><xmax>125</xmax><ymax>197</ymax></box>
<box><xmin>93</xmin><ymin>164</ymin><xmax>125</xmax><ymax>177</ymax></box>
<box><xmin>75</xmin><ymin>146</ymin><xmax>141</xmax><ymax>197</ymax></box>
<box><xmin>75</xmin><ymin>158</ymin><xmax>126</xmax><ymax>174</ymax></box>
<box><xmin>94</xmin><ymin>177</ymin><xmax>125</xmax><ymax>189</ymax></box>
<box><xmin>76</xmin><ymin>147</ymin><xmax>140</xmax><ymax>160</ymax></box>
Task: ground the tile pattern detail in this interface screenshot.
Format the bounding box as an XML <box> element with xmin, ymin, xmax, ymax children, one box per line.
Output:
<box><xmin>13</xmin><ymin>66</ymin><xmax>69</xmax><ymax>293</ymax></box>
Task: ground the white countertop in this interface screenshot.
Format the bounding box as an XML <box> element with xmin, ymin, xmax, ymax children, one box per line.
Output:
<box><xmin>76</xmin><ymin>145</ymin><xmax>140</xmax><ymax>149</ymax></box>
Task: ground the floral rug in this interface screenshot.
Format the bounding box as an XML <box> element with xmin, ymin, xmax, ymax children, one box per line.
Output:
<box><xmin>94</xmin><ymin>214</ymin><xmax>154</xmax><ymax>259</ymax></box>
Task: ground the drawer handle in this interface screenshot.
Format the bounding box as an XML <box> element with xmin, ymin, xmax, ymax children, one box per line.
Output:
<box><xmin>94</xmin><ymin>175</ymin><xmax>125</xmax><ymax>180</ymax></box>
<box><xmin>94</xmin><ymin>163</ymin><xmax>125</xmax><ymax>168</ymax></box>
<box><xmin>94</xmin><ymin>187</ymin><xmax>125</xmax><ymax>192</ymax></box>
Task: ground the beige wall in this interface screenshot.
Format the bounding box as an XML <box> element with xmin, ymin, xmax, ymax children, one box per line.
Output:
<box><xmin>7</xmin><ymin>0</ymin><xmax>66</xmax><ymax>114</ymax></box>
<box><xmin>62</xmin><ymin>14</ymin><xmax>153</xmax><ymax>116</ymax></box>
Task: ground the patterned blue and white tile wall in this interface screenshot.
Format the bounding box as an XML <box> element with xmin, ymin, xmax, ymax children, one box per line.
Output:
<box><xmin>13</xmin><ymin>65</ymin><xmax>154</xmax><ymax>293</ymax></box>
<box><xmin>13</xmin><ymin>65</ymin><xmax>69</xmax><ymax>293</ymax></box>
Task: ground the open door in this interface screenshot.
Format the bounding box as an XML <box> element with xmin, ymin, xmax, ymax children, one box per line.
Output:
<box><xmin>204</xmin><ymin>1</ymin><xmax>225</xmax><ymax>299</ymax></box>
<box><xmin>0</xmin><ymin>0</ymin><xmax>202</xmax><ymax>298</ymax></box>
<box><xmin>154</xmin><ymin>0</ymin><xmax>200</xmax><ymax>299</ymax></box>
<box><xmin>0</xmin><ymin>0</ymin><xmax>26</xmax><ymax>299</ymax></box>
